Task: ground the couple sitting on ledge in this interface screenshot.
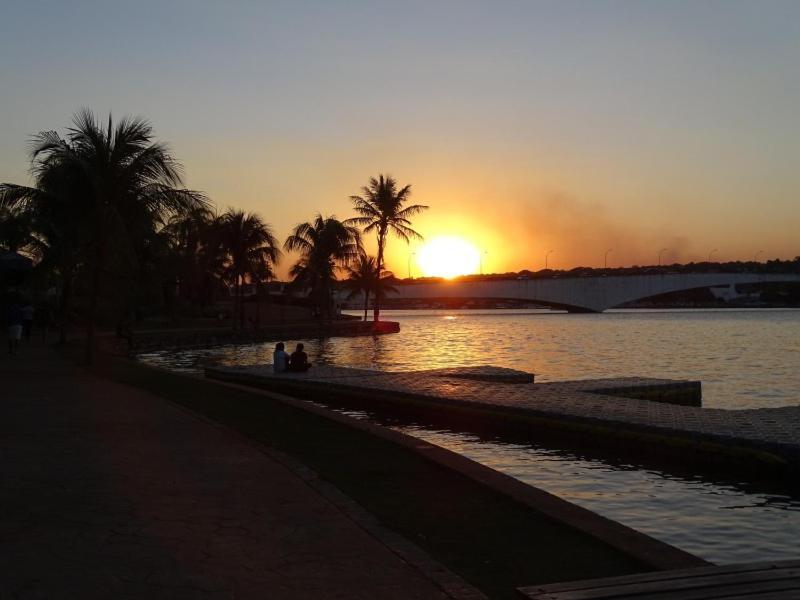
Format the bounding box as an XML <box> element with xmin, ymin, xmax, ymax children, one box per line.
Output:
<box><xmin>273</xmin><ymin>342</ymin><xmax>312</xmax><ymax>373</ymax></box>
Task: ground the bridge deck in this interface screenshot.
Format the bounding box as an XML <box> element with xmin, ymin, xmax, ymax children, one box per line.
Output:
<box><xmin>382</xmin><ymin>272</ymin><xmax>800</xmax><ymax>312</ymax></box>
<box><xmin>205</xmin><ymin>365</ymin><xmax>800</xmax><ymax>468</ymax></box>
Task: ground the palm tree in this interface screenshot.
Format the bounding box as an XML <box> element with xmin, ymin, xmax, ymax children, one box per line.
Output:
<box><xmin>217</xmin><ymin>209</ymin><xmax>281</xmax><ymax>329</ymax></box>
<box><xmin>0</xmin><ymin>206</ymin><xmax>38</xmax><ymax>254</ymax></box>
<box><xmin>2</xmin><ymin>109</ymin><xmax>208</xmax><ymax>363</ymax></box>
<box><xmin>342</xmin><ymin>254</ymin><xmax>397</xmax><ymax>321</ymax></box>
<box><xmin>162</xmin><ymin>206</ymin><xmax>221</xmax><ymax>307</ymax></box>
<box><xmin>284</xmin><ymin>214</ymin><xmax>361</xmax><ymax>318</ymax></box>
<box><xmin>347</xmin><ymin>174</ymin><xmax>427</xmax><ymax>321</ymax></box>
<box><xmin>1</xmin><ymin>159</ymin><xmax>93</xmax><ymax>344</ymax></box>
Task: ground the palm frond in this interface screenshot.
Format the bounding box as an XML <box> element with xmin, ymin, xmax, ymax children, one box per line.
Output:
<box><xmin>0</xmin><ymin>184</ymin><xmax>47</xmax><ymax>209</ymax></box>
<box><xmin>395</xmin><ymin>203</ymin><xmax>429</xmax><ymax>219</ymax></box>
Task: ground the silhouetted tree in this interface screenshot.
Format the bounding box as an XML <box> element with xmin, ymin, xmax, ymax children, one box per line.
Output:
<box><xmin>2</xmin><ymin>110</ymin><xmax>207</xmax><ymax>363</ymax></box>
<box><xmin>348</xmin><ymin>174</ymin><xmax>426</xmax><ymax>321</ymax></box>
<box><xmin>342</xmin><ymin>253</ymin><xmax>397</xmax><ymax>321</ymax></box>
<box><xmin>162</xmin><ymin>206</ymin><xmax>223</xmax><ymax>308</ymax></box>
<box><xmin>217</xmin><ymin>209</ymin><xmax>281</xmax><ymax>329</ymax></box>
<box><xmin>0</xmin><ymin>206</ymin><xmax>38</xmax><ymax>254</ymax></box>
<box><xmin>284</xmin><ymin>214</ymin><xmax>361</xmax><ymax>318</ymax></box>
<box><xmin>1</xmin><ymin>158</ymin><xmax>93</xmax><ymax>343</ymax></box>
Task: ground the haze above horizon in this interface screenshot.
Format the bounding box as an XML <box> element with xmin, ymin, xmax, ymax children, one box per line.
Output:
<box><xmin>1</xmin><ymin>1</ymin><xmax>798</xmax><ymax>277</ymax></box>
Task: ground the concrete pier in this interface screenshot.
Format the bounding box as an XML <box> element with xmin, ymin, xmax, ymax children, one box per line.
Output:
<box><xmin>206</xmin><ymin>364</ymin><xmax>800</xmax><ymax>471</ymax></box>
<box><xmin>109</xmin><ymin>320</ymin><xmax>400</xmax><ymax>355</ymax></box>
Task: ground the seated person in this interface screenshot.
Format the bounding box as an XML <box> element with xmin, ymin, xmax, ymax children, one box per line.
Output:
<box><xmin>288</xmin><ymin>343</ymin><xmax>312</xmax><ymax>372</ymax></box>
<box><xmin>272</xmin><ymin>342</ymin><xmax>290</xmax><ymax>372</ymax></box>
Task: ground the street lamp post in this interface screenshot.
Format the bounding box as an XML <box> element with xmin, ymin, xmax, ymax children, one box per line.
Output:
<box><xmin>708</xmin><ymin>248</ymin><xmax>718</xmax><ymax>262</ymax></box>
<box><xmin>545</xmin><ymin>249</ymin><xmax>554</xmax><ymax>270</ymax></box>
<box><xmin>480</xmin><ymin>250</ymin><xmax>488</xmax><ymax>275</ymax></box>
<box><xmin>658</xmin><ymin>248</ymin><xmax>669</xmax><ymax>266</ymax></box>
<box><xmin>754</xmin><ymin>250</ymin><xmax>763</xmax><ymax>263</ymax></box>
<box><xmin>604</xmin><ymin>248</ymin><xmax>613</xmax><ymax>269</ymax></box>
<box><xmin>407</xmin><ymin>252</ymin><xmax>416</xmax><ymax>279</ymax></box>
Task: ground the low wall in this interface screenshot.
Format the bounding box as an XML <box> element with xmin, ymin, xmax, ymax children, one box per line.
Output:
<box><xmin>107</xmin><ymin>320</ymin><xmax>400</xmax><ymax>355</ymax></box>
<box><xmin>205</xmin><ymin>367</ymin><xmax>796</xmax><ymax>477</ymax></box>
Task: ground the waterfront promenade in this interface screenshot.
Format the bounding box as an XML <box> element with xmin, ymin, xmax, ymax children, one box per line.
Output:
<box><xmin>0</xmin><ymin>344</ymin><xmax>456</xmax><ymax>599</ymax></box>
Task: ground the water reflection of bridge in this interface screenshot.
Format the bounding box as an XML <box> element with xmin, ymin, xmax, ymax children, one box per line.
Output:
<box><xmin>385</xmin><ymin>273</ymin><xmax>800</xmax><ymax>313</ymax></box>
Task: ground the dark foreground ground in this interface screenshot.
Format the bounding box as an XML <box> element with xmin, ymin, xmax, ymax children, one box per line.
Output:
<box><xmin>1</xmin><ymin>340</ymin><xmax>649</xmax><ymax>599</ymax></box>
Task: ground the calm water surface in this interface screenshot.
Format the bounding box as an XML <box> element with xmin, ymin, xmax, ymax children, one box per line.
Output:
<box><xmin>334</xmin><ymin>409</ymin><xmax>800</xmax><ymax>565</ymax></box>
<box><xmin>144</xmin><ymin>308</ymin><xmax>800</xmax><ymax>409</ymax></box>
<box><xmin>138</xmin><ymin>309</ymin><xmax>800</xmax><ymax>564</ymax></box>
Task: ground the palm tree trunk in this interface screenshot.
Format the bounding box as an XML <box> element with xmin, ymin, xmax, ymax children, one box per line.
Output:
<box><xmin>363</xmin><ymin>290</ymin><xmax>370</xmax><ymax>321</ymax></box>
<box><xmin>230</xmin><ymin>278</ymin><xmax>236</xmax><ymax>329</ymax></box>
<box><xmin>58</xmin><ymin>269</ymin><xmax>72</xmax><ymax>346</ymax></box>
<box><xmin>373</xmin><ymin>229</ymin><xmax>386</xmax><ymax>322</ymax></box>
<box><xmin>239</xmin><ymin>274</ymin><xmax>246</xmax><ymax>330</ymax></box>
<box><xmin>85</xmin><ymin>244</ymin><xmax>104</xmax><ymax>365</ymax></box>
<box><xmin>233</xmin><ymin>274</ymin><xmax>240</xmax><ymax>330</ymax></box>
<box><xmin>239</xmin><ymin>273</ymin><xmax>244</xmax><ymax>330</ymax></box>
<box><xmin>235</xmin><ymin>274</ymin><xmax>241</xmax><ymax>330</ymax></box>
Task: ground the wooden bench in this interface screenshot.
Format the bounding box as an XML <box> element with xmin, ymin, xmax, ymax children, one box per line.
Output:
<box><xmin>518</xmin><ymin>559</ymin><xmax>800</xmax><ymax>599</ymax></box>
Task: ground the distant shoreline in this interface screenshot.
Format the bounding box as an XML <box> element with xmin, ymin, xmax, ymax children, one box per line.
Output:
<box><xmin>106</xmin><ymin>319</ymin><xmax>401</xmax><ymax>355</ymax></box>
<box><xmin>346</xmin><ymin>303</ymin><xmax>800</xmax><ymax>311</ymax></box>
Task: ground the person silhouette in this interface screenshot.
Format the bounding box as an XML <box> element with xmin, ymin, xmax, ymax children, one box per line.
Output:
<box><xmin>272</xmin><ymin>342</ymin><xmax>290</xmax><ymax>373</ymax></box>
<box><xmin>21</xmin><ymin>303</ymin><xmax>34</xmax><ymax>341</ymax></box>
<box><xmin>289</xmin><ymin>343</ymin><xmax>311</xmax><ymax>372</ymax></box>
<box><xmin>6</xmin><ymin>302</ymin><xmax>23</xmax><ymax>356</ymax></box>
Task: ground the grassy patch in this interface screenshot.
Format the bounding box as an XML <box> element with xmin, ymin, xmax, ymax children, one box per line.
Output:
<box><xmin>91</xmin><ymin>353</ymin><xmax>648</xmax><ymax>599</ymax></box>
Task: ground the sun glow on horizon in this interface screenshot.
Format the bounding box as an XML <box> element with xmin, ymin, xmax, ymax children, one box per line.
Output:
<box><xmin>416</xmin><ymin>236</ymin><xmax>481</xmax><ymax>278</ymax></box>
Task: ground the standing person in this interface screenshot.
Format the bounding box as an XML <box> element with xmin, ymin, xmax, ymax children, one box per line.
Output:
<box><xmin>272</xmin><ymin>342</ymin><xmax>290</xmax><ymax>373</ymax></box>
<box><xmin>289</xmin><ymin>343</ymin><xmax>312</xmax><ymax>372</ymax></box>
<box><xmin>21</xmin><ymin>303</ymin><xmax>34</xmax><ymax>341</ymax></box>
<box><xmin>40</xmin><ymin>303</ymin><xmax>54</xmax><ymax>343</ymax></box>
<box><xmin>6</xmin><ymin>302</ymin><xmax>23</xmax><ymax>356</ymax></box>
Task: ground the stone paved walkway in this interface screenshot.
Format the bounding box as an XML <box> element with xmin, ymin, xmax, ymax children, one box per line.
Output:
<box><xmin>208</xmin><ymin>365</ymin><xmax>800</xmax><ymax>465</ymax></box>
<box><xmin>1</xmin><ymin>345</ymin><xmax>452</xmax><ymax>599</ymax></box>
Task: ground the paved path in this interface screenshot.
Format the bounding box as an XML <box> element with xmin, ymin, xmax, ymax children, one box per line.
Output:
<box><xmin>208</xmin><ymin>365</ymin><xmax>800</xmax><ymax>465</ymax></box>
<box><xmin>1</xmin><ymin>345</ymin><xmax>451</xmax><ymax>599</ymax></box>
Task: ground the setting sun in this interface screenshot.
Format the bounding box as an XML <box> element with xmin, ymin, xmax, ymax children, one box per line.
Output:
<box><xmin>416</xmin><ymin>236</ymin><xmax>481</xmax><ymax>278</ymax></box>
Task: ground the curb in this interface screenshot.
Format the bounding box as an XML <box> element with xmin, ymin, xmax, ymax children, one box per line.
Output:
<box><xmin>200</xmin><ymin>374</ymin><xmax>708</xmax><ymax>572</ymax></box>
<box><xmin>210</xmin><ymin>369</ymin><xmax>794</xmax><ymax>474</ymax></box>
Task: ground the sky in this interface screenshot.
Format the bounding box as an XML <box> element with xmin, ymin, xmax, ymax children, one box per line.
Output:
<box><xmin>1</xmin><ymin>1</ymin><xmax>799</xmax><ymax>278</ymax></box>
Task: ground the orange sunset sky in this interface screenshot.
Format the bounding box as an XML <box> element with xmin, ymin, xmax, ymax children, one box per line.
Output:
<box><xmin>1</xmin><ymin>2</ymin><xmax>798</xmax><ymax>279</ymax></box>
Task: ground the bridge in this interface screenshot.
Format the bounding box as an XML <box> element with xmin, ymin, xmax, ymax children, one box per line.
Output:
<box><xmin>379</xmin><ymin>273</ymin><xmax>800</xmax><ymax>313</ymax></box>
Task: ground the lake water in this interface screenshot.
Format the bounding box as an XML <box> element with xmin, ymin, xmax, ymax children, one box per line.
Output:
<box><xmin>143</xmin><ymin>308</ymin><xmax>800</xmax><ymax>410</ymax></box>
<box><xmin>138</xmin><ymin>309</ymin><xmax>800</xmax><ymax>564</ymax></box>
<box><xmin>336</xmin><ymin>408</ymin><xmax>800</xmax><ymax>565</ymax></box>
